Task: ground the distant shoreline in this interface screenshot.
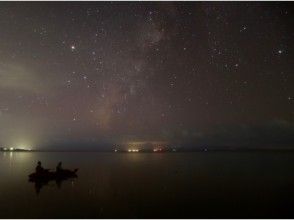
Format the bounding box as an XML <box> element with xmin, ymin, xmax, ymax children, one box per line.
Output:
<box><xmin>1</xmin><ymin>149</ymin><xmax>294</xmax><ymax>153</ymax></box>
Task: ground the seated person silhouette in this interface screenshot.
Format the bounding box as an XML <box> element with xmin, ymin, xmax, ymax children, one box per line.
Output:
<box><xmin>56</xmin><ymin>162</ymin><xmax>63</xmax><ymax>173</ymax></box>
<box><xmin>56</xmin><ymin>162</ymin><xmax>77</xmax><ymax>175</ymax></box>
<box><xmin>36</xmin><ymin>161</ymin><xmax>44</xmax><ymax>173</ymax></box>
<box><xmin>35</xmin><ymin>161</ymin><xmax>50</xmax><ymax>174</ymax></box>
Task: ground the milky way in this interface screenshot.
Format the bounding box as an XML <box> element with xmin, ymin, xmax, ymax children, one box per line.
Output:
<box><xmin>0</xmin><ymin>2</ymin><xmax>293</xmax><ymax>150</ymax></box>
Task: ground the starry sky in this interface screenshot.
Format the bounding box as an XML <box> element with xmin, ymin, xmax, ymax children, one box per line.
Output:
<box><xmin>0</xmin><ymin>2</ymin><xmax>293</xmax><ymax>150</ymax></box>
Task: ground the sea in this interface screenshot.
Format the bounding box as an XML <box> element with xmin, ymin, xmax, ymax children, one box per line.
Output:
<box><xmin>0</xmin><ymin>151</ymin><xmax>293</xmax><ymax>218</ymax></box>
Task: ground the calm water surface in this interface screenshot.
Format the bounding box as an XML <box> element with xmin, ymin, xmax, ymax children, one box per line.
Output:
<box><xmin>0</xmin><ymin>151</ymin><xmax>293</xmax><ymax>218</ymax></box>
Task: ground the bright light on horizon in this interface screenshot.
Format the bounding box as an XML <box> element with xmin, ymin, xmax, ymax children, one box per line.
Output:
<box><xmin>128</xmin><ymin>149</ymin><xmax>139</xmax><ymax>152</ymax></box>
<box><xmin>16</xmin><ymin>144</ymin><xmax>33</xmax><ymax>151</ymax></box>
<box><xmin>153</xmin><ymin>147</ymin><xmax>163</xmax><ymax>152</ymax></box>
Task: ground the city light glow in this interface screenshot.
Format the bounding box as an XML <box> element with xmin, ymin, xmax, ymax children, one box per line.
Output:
<box><xmin>128</xmin><ymin>149</ymin><xmax>139</xmax><ymax>152</ymax></box>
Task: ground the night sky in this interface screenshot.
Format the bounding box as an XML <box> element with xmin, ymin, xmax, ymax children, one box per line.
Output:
<box><xmin>0</xmin><ymin>2</ymin><xmax>293</xmax><ymax>150</ymax></box>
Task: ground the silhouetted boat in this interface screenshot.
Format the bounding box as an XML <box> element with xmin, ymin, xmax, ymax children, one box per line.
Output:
<box><xmin>28</xmin><ymin>169</ymin><xmax>78</xmax><ymax>182</ymax></box>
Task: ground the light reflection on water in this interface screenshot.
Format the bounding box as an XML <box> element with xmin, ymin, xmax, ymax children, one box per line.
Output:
<box><xmin>0</xmin><ymin>151</ymin><xmax>294</xmax><ymax>218</ymax></box>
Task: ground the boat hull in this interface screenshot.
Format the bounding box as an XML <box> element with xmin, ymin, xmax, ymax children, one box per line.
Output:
<box><xmin>28</xmin><ymin>169</ymin><xmax>78</xmax><ymax>182</ymax></box>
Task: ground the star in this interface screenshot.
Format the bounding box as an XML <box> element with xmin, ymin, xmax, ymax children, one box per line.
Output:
<box><xmin>240</xmin><ymin>26</ymin><xmax>247</xmax><ymax>32</ymax></box>
<box><xmin>70</xmin><ymin>45</ymin><xmax>76</xmax><ymax>51</ymax></box>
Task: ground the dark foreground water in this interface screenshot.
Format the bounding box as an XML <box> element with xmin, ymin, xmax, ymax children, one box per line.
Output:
<box><xmin>0</xmin><ymin>151</ymin><xmax>293</xmax><ymax>218</ymax></box>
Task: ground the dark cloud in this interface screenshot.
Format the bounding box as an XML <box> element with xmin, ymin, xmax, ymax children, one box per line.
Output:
<box><xmin>173</xmin><ymin>120</ymin><xmax>294</xmax><ymax>149</ymax></box>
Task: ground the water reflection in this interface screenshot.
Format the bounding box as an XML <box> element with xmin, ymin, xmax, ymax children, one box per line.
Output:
<box><xmin>1</xmin><ymin>152</ymin><xmax>293</xmax><ymax>218</ymax></box>
<box><xmin>29</xmin><ymin>174</ymin><xmax>78</xmax><ymax>194</ymax></box>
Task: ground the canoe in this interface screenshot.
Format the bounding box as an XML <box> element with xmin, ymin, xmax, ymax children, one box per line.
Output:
<box><xmin>28</xmin><ymin>169</ymin><xmax>78</xmax><ymax>182</ymax></box>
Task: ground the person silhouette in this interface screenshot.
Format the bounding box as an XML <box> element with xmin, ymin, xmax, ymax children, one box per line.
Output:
<box><xmin>35</xmin><ymin>161</ymin><xmax>44</xmax><ymax>173</ymax></box>
<box><xmin>56</xmin><ymin>162</ymin><xmax>63</xmax><ymax>173</ymax></box>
